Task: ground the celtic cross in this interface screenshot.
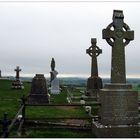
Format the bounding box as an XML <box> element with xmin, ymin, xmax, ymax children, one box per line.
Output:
<box><xmin>102</xmin><ymin>10</ymin><xmax>134</xmax><ymax>83</ymax></box>
<box><xmin>15</xmin><ymin>66</ymin><xmax>21</xmax><ymax>80</ymax></box>
<box><xmin>86</xmin><ymin>38</ymin><xmax>102</xmax><ymax>77</ymax></box>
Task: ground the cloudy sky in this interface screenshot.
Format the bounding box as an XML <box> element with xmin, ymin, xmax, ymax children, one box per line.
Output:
<box><xmin>0</xmin><ymin>0</ymin><xmax>140</xmax><ymax>77</ymax></box>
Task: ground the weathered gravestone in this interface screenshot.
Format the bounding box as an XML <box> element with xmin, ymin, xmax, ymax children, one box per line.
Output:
<box><xmin>50</xmin><ymin>58</ymin><xmax>60</xmax><ymax>94</ymax></box>
<box><xmin>92</xmin><ymin>10</ymin><xmax>140</xmax><ymax>138</ymax></box>
<box><xmin>86</xmin><ymin>38</ymin><xmax>103</xmax><ymax>98</ymax></box>
<box><xmin>27</xmin><ymin>74</ymin><xmax>50</xmax><ymax>104</ymax></box>
<box><xmin>11</xmin><ymin>66</ymin><xmax>24</xmax><ymax>89</ymax></box>
<box><xmin>0</xmin><ymin>70</ymin><xmax>1</xmax><ymax>78</ymax></box>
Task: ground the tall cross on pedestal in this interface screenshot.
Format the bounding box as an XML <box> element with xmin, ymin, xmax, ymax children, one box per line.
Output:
<box><xmin>86</xmin><ymin>38</ymin><xmax>102</xmax><ymax>77</ymax></box>
<box><xmin>14</xmin><ymin>66</ymin><xmax>21</xmax><ymax>80</ymax></box>
<box><xmin>102</xmin><ymin>10</ymin><xmax>134</xmax><ymax>83</ymax></box>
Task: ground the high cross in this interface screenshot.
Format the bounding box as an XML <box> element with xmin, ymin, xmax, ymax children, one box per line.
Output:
<box><xmin>15</xmin><ymin>66</ymin><xmax>21</xmax><ymax>80</ymax></box>
<box><xmin>86</xmin><ymin>38</ymin><xmax>102</xmax><ymax>77</ymax></box>
<box><xmin>102</xmin><ymin>10</ymin><xmax>134</xmax><ymax>83</ymax></box>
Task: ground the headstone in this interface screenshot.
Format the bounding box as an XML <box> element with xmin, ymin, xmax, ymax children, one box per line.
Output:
<box><xmin>86</xmin><ymin>38</ymin><xmax>103</xmax><ymax>98</ymax></box>
<box><xmin>27</xmin><ymin>74</ymin><xmax>50</xmax><ymax>104</ymax></box>
<box><xmin>11</xmin><ymin>66</ymin><xmax>24</xmax><ymax>89</ymax></box>
<box><xmin>50</xmin><ymin>58</ymin><xmax>60</xmax><ymax>94</ymax></box>
<box><xmin>92</xmin><ymin>10</ymin><xmax>139</xmax><ymax>138</ymax></box>
<box><xmin>0</xmin><ymin>70</ymin><xmax>1</xmax><ymax>78</ymax></box>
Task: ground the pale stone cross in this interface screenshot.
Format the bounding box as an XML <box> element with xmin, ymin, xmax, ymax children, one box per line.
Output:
<box><xmin>15</xmin><ymin>66</ymin><xmax>21</xmax><ymax>80</ymax></box>
<box><xmin>102</xmin><ymin>10</ymin><xmax>134</xmax><ymax>83</ymax></box>
<box><xmin>86</xmin><ymin>38</ymin><xmax>102</xmax><ymax>77</ymax></box>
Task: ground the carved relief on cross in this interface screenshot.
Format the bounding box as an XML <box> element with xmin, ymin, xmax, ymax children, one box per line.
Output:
<box><xmin>86</xmin><ymin>38</ymin><xmax>102</xmax><ymax>77</ymax></box>
<box><xmin>14</xmin><ymin>66</ymin><xmax>21</xmax><ymax>80</ymax></box>
<box><xmin>102</xmin><ymin>10</ymin><xmax>134</xmax><ymax>83</ymax></box>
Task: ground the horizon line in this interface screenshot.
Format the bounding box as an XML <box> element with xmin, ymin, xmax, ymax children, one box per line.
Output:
<box><xmin>2</xmin><ymin>73</ymin><xmax>140</xmax><ymax>79</ymax></box>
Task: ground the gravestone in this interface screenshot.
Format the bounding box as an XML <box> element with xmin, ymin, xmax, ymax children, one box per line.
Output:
<box><xmin>86</xmin><ymin>38</ymin><xmax>103</xmax><ymax>98</ymax></box>
<box><xmin>50</xmin><ymin>58</ymin><xmax>60</xmax><ymax>94</ymax></box>
<box><xmin>11</xmin><ymin>66</ymin><xmax>24</xmax><ymax>89</ymax></box>
<box><xmin>27</xmin><ymin>74</ymin><xmax>50</xmax><ymax>104</ymax></box>
<box><xmin>0</xmin><ymin>70</ymin><xmax>1</xmax><ymax>78</ymax></box>
<box><xmin>92</xmin><ymin>10</ymin><xmax>139</xmax><ymax>138</ymax></box>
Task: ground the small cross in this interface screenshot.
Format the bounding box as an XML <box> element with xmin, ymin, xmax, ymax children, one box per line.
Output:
<box><xmin>102</xmin><ymin>10</ymin><xmax>134</xmax><ymax>83</ymax></box>
<box><xmin>14</xmin><ymin>66</ymin><xmax>21</xmax><ymax>80</ymax></box>
<box><xmin>86</xmin><ymin>38</ymin><xmax>102</xmax><ymax>77</ymax></box>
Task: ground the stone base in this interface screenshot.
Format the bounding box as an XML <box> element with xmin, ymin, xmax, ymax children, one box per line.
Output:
<box><xmin>27</xmin><ymin>94</ymin><xmax>50</xmax><ymax>104</ymax></box>
<box><xmin>92</xmin><ymin>120</ymin><xmax>140</xmax><ymax>138</ymax></box>
<box><xmin>99</xmin><ymin>83</ymin><xmax>139</xmax><ymax>125</ymax></box>
<box><xmin>11</xmin><ymin>80</ymin><xmax>24</xmax><ymax>89</ymax></box>
<box><xmin>86</xmin><ymin>76</ymin><xmax>102</xmax><ymax>97</ymax></box>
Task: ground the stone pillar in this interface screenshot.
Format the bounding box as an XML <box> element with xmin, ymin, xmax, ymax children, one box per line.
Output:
<box><xmin>27</xmin><ymin>74</ymin><xmax>50</xmax><ymax>104</ymax></box>
<box><xmin>92</xmin><ymin>10</ymin><xmax>139</xmax><ymax>138</ymax></box>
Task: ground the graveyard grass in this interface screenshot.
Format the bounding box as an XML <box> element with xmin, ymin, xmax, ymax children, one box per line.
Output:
<box><xmin>0</xmin><ymin>79</ymin><xmax>94</xmax><ymax>138</ymax></box>
<box><xmin>0</xmin><ymin>79</ymin><xmax>140</xmax><ymax>138</ymax></box>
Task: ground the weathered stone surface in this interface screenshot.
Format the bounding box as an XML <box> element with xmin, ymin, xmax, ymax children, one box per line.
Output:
<box><xmin>92</xmin><ymin>10</ymin><xmax>139</xmax><ymax>138</ymax></box>
<box><xmin>99</xmin><ymin>84</ymin><xmax>138</xmax><ymax>125</ymax></box>
<box><xmin>28</xmin><ymin>74</ymin><xmax>50</xmax><ymax>104</ymax></box>
<box><xmin>102</xmin><ymin>10</ymin><xmax>134</xmax><ymax>83</ymax></box>
<box><xmin>86</xmin><ymin>38</ymin><xmax>103</xmax><ymax>97</ymax></box>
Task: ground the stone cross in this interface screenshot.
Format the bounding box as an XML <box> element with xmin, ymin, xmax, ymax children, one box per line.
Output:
<box><xmin>0</xmin><ymin>70</ymin><xmax>1</xmax><ymax>77</ymax></box>
<box><xmin>102</xmin><ymin>10</ymin><xmax>134</xmax><ymax>83</ymax></box>
<box><xmin>14</xmin><ymin>66</ymin><xmax>21</xmax><ymax>80</ymax></box>
<box><xmin>86</xmin><ymin>38</ymin><xmax>102</xmax><ymax>77</ymax></box>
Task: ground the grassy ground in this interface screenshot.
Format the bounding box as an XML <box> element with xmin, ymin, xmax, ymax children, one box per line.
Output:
<box><xmin>0</xmin><ymin>79</ymin><xmax>94</xmax><ymax>138</ymax></box>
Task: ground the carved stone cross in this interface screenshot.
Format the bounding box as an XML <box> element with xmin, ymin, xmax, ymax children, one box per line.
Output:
<box><xmin>15</xmin><ymin>66</ymin><xmax>21</xmax><ymax>80</ymax></box>
<box><xmin>86</xmin><ymin>38</ymin><xmax>102</xmax><ymax>77</ymax></box>
<box><xmin>102</xmin><ymin>10</ymin><xmax>134</xmax><ymax>83</ymax></box>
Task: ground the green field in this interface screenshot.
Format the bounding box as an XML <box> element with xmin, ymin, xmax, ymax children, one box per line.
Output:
<box><xmin>0</xmin><ymin>79</ymin><xmax>140</xmax><ymax>138</ymax></box>
<box><xmin>0</xmin><ymin>79</ymin><xmax>94</xmax><ymax>138</ymax></box>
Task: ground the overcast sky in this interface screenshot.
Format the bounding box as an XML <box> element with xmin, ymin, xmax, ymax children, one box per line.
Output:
<box><xmin>0</xmin><ymin>1</ymin><xmax>140</xmax><ymax>77</ymax></box>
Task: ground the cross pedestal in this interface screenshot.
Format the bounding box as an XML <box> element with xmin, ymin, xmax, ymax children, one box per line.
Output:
<box><xmin>92</xmin><ymin>10</ymin><xmax>139</xmax><ymax>138</ymax></box>
<box><xmin>85</xmin><ymin>38</ymin><xmax>102</xmax><ymax>99</ymax></box>
<box><xmin>11</xmin><ymin>66</ymin><xmax>24</xmax><ymax>89</ymax></box>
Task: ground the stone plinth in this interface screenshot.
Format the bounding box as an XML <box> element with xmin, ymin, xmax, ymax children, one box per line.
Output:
<box><xmin>27</xmin><ymin>74</ymin><xmax>50</xmax><ymax>104</ymax></box>
<box><xmin>86</xmin><ymin>76</ymin><xmax>102</xmax><ymax>97</ymax></box>
<box><xmin>92</xmin><ymin>83</ymin><xmax>139</xmax><ymax>137</ymax></box>
<box><xmin>11</xmin><ymin>80</ymin><xmax>24</xmax><ymax>89</ymax></box>
<box><xmin>92</xmin><ymin>119</ymin><xmax>140</xmax><ymax>138</ymax></box>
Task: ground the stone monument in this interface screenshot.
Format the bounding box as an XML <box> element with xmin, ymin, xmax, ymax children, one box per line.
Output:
<box><xmin>50</xmin><ymin>58</ymin><xmax>60</xmax><ymax>94</ymax></box>
<box><xmin>92</xmin><ymin>10</ymin><xmax>139</xmax><ymax>138</ymax></box>
<box><xmin>0</xmin><ymin>70</ymin><xmax>1</xmax><ymax>78</ymax></box>
<box><xmin>86</xmin><ymin>38</ymin><xmax>103</xmax><ymax>98</ymax></box>
<box><xmin>27</xmin><ymin>74</ymin><xmax>50</xmax><ymax>104</ymax></box>
<box><xmin>11</xmin><ymin>66</ymin><xmax>24</xmax><ymax>89</ymax></box>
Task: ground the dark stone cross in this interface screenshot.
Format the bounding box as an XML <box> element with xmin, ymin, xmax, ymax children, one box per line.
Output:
<box><xmin>86</xmin><ymin>38</ymin><xmax>102</xmax><ymax>77</ymax></box>
<box><xmin>102</xmin><ymin>10</ymin><xmax>134</xmax><ymax>83</ymax></box>
<box><xmin>15</xmin><ymin>66</ymin><xmax>21</xmax><ymax>80</ymax></box>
